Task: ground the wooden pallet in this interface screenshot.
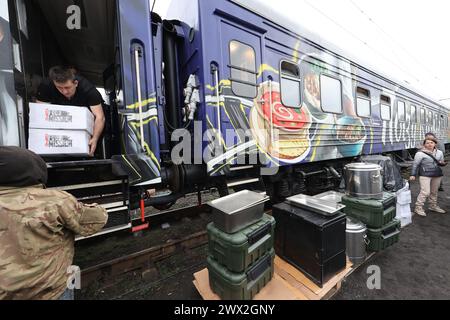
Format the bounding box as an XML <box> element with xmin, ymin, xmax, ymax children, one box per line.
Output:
<box><xmin>274</xmin><ymin>256</ymin><xmax>353</xmax><ymax>300</ymax></box>
<box><xmin>193</xmin><ymin>269</ymin><xmax>308</xmax><ymax>300</ymax></box>
<box><xmin>193</xmin><ymin>255</ymin><xmax>354</xmax><ymax>300</ymax></box>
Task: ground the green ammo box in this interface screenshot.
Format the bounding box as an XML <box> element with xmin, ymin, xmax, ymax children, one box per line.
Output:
<box><xmin>341</xmin><ymin>192</ymin><xmax>397</xmax><ymax>228</ymax></box>
<box><xmin>207</xmin><ymin>249</ymin><xmax>275</xmax><ymax>300</ymax></box>
<box><xmin>366</xmin><ymin>219</ymin><xmax>401</xmax><ymax>252</ymax></box>
<box><xmin>207</xmin><ymin>214</ymin><xmax>275</xmax><ymax>273</ymax></box>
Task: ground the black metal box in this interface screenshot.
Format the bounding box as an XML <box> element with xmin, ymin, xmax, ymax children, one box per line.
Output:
<box><xmin>273</xmin><ymin>202</ymin><xmax>347</xmax><ymax>287</ymax></box>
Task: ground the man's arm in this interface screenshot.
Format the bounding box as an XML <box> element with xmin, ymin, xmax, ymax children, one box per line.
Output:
<box><xmin>89</xmin><ymin>104</ymin><xmax>105</xmax><ymax>156</ymax></box>
<box><xmin>56</xmin><ymin>191</ymin><xmax>108</xmax><ymax>237</ymax></box>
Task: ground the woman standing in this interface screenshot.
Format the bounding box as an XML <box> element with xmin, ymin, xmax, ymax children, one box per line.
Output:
<box><xmin>410</xmin><ymin>137</ymin><xmax>447</xmax><ymax>217</ymax></box>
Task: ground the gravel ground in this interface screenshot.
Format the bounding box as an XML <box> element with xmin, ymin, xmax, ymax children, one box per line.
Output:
<box><xmin>75</xmin><ymin>162</ymin><xmax>450</xmax><ymax>300</ymax></box>
<box><xmin>333</xmin><ymin>164</ymin><xmax>450</xmax><ymax>300</ymax></box>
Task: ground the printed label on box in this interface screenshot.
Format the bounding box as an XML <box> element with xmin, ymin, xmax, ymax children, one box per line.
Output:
<box><xmin>45</xmin><ymin>134</ymin><xmax>73</xmax><ymax>148</ymax></box>
<box><xmin>45</xmin><ymin>109</ymin><xmax>73</xmax><ymax>123</ymax></box>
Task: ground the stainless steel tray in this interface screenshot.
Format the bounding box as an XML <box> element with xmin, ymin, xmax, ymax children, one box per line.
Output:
<box><xmin>286</xmin><ymin>194</ymin><xmax>346</xmax><ymax>216</ymax></box>
<box><xmin>313</xmin><ymin>191</ymin><xmax>345</xmax><ymax>204</ymax></box>
<box><xmin>208</xmin><ymin>190</ymin><xmax>270</xmax><ymax>233</ymax></box>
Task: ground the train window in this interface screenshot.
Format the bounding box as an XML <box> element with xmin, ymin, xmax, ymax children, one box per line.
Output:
<box><xmin>320</xmin><ymin>74</ymin><xmax>342</xmax><ymax>113</ymax></box>
<box><xmin>380</xmin><ymin>95</ymin><xmax>391</xmax><ymax>120</ymax></box>
<box><xmin>397</xmin><ymin>101</ymin><xmax>406</xmax><ymax>122</ymax></box>
<box><xmin>356</xmin><ymin>87</ymin><xmax>371</xmax><ymax>118</ymax></box>
<box><xmin>380</xmin><ymin>95</ymin><xmax>391</xmax><ymax>121</ymax></box>
<box><xmin>381</xmin><ymin>104</ymin><xmax>391</xmax><ymax>121</ymax></box>
<box><xmin>229</xmin><ymin>41</ymin><xmax>257</xmax><ymax>98</ymax></box>
<box><xmin>420</xmin><ymin>108</ymin><xmax>426</xmax><ymax>123</ymax></box>
<box><xmin>411</xmin><ymin>105</ymin><xmax>417</xmax><ymax>123</ymax></box>
<box><xmin>280</xmin><ymin>61</ymin><xmax>301</xmax><ymax>108</ymax></box>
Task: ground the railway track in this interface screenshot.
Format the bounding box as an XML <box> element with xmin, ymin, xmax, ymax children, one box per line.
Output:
<box><xmin>77</xmin><ymin>204</ymin><xmax>211</xmax><ymax>298</ymax></box>
<box><xmin>75</xmin><ymin>193</ymin><xmax>272</xmax><ymax>299</ymax></box>
<box><xmin>81</xmin><ymin>230</ymin><xmax>208</xmax><ymax>288</ymax></box>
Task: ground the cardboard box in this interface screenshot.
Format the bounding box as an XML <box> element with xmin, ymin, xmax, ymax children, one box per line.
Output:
<box><xmin>28</xmin><ymin>129</ymin><xmax>91</xmax><ymax>156</ymax></box>
<box><xmin>29</xmin><ymin>103</ymin><xmax>94</xmax><ymax>135</ymax></box>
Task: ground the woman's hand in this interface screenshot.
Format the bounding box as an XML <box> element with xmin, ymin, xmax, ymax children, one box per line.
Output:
<box><xmin>410</xmin><ymin>176</ymin><xmax>416</xmax><ymax>182</ymax></box>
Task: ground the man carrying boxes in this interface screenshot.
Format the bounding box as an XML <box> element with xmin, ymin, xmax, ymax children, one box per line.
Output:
<box><xmin>31</xmin><ymin>66</ymin><xmax>105</xmax><ymax>156</ymax></box>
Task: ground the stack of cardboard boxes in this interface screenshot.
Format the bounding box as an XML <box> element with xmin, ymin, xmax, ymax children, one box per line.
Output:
<box><xmin>28</xmin><ymin>103</ymin><xmax>93</xmax><ymax>156</ymax></box>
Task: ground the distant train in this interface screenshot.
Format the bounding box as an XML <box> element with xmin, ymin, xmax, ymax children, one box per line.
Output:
<box><xmin>1</xmin><ymin>0</ymin><xmax>448</xmax><ymax>235</ymax></box>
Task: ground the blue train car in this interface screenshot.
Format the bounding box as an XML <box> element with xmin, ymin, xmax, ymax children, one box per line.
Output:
<box><xmin>0</xmin><ymin>0</ymin><xmax>448</xmax><ymax>234</ymax></box>
<box><xmin>167</xmin><ymin>0</ymin><xmax>448</xmax><ymax>164</ymax></box>
<box><xmin>165</xmin><ymin>0</ymin><xmax>449</xmax><ymax>198</ymax></box>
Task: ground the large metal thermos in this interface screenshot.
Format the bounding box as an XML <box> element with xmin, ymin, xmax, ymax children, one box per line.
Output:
<box><xmin>344</xmin><ymin>163</ymin><xmax>383</xmax><ymax>200</ymax></box>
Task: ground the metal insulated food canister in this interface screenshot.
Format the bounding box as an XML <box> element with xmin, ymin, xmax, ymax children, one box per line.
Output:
<box><xmin>344</xmin><ymin>163</ymin><xmax>383</xmax><ymax>200</ymax></box>
<box><xmin>346</xmin><ymin>218</ymin><xmax>368</xmax><ymax>265</ymax></box>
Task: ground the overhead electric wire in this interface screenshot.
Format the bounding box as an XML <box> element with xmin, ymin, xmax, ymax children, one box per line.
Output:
<box><xmin>303</xmin><ymin>0</ymin><xmax>423</xmax><ymax>84</ymax></box>
<box><xmin>348</xmin><ymin>0</ymin><xmax>441</xmax><ymax>82</ymax></box>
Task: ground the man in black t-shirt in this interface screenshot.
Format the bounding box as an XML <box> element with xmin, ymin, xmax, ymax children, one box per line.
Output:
<box><xmin>36</xmin><ymin>66</ymin><xmax>105</xmax><ymax>156</ymax></box>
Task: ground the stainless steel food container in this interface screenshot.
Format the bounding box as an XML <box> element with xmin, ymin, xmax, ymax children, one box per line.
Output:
<box><xmin>313</xmin><ymin>191</ymin><xmax>345</xmax><ymax>204</ymax></box>
<box><xmin>208</xmin><ymin>190</ymin><xmax>269</xmax><ymax>233</ymax></box>
<box><xmin>346</xmin><ymin>217</ymin><xmax>367</xmax><ymax>265</ymax></box>
<box><xmin>344</xmin><ymin>163</ymin><xmax>383</xmax><ymax>200</ymax></box>
<box><xmin>286</xmin><ymin>194</ymin><xmax>346</xmax><ymax>217</ymax></box>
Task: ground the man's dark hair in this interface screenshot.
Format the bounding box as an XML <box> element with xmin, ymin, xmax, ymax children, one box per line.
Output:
<box><xmin>425</xmin><ymin>132</ymin><xmax>437</xmax><ymax>138</ymax></box>
<box><xmin>49</xmin><ymin>66</ymin><xmax>77</xmax><ymax>83</ymax></box>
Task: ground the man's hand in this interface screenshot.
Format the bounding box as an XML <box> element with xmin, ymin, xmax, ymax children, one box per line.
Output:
<box><xmin>410</xmin><ymin>176</ymin><xmax>416</xmax><ymax>182</ymax></box>
<box><xmin>90</xmin><ymin>104</ymin><xmax>105</xmax><ymax>157</ymax></box>
<box><xmin>89</xmin><ymin>137</ymin><xmax>98</xmax><ymax>156</ymax></box>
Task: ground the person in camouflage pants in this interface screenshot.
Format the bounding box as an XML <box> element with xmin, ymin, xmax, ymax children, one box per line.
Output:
<box><xmin>0</xmin><ymin>147</ymin><xmax>108</xmax><ymax>300</ymax></box>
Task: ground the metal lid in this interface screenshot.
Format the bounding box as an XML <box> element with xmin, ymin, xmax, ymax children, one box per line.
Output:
<box><xmin>346</xmin><ymin>217</ymin><xmax>367</xmax><ymax>233</ymax></box>
<box><xmin>345</xmin><ymin>162</ymin><xmax>381</xmax><ymax>172</ymax></box>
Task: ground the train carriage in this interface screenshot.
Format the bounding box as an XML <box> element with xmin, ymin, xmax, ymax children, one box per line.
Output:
<box><xmin>0</xmin><ymin>0</ymin><xmax>448</xmax><ymax>235</ymax></box>
<box><xmin>165</xmin><ymin>0</ymin><xmax>449</xmax><ymax>198</ymax></box>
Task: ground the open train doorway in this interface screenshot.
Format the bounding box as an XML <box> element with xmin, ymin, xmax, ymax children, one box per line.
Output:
<box><xmin>8</xmin><ymin>0</ymin><xmax>118</xmax><ymax>158</ymax></box>
<box><xmin>5</xmin><ymin>0</ymin><xmax>161</xmax><ymax>235</ymax></box>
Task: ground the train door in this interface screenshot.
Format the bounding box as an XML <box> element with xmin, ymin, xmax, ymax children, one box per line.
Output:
<box><xmin>114</xmin><ymin>0</ymin><xmax>162</xmax><ymax>186</ymax></box>
<box><xmin>1</xmin><ymin>1</ymin><xmax>22</xmax><ymax>147</ymax></box>
<box><xmin>207</xmin><ymin>17</ymin><xmax>263</xmax><ymax>174</ymax></box>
